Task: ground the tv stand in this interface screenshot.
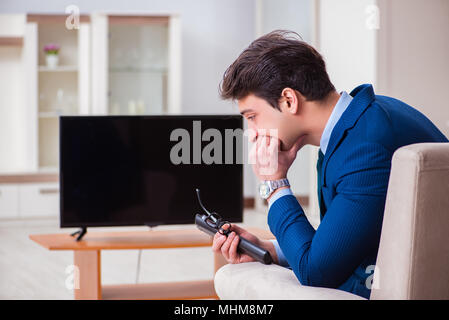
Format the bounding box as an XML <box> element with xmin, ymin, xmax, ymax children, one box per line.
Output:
<box><xmin>144</xmin><ymin>222</ymin><xmax>160</xmax><ymax>228</ymax></box>
<box><xmin>70</xmin><ymin>227</ymin><xmax>87</xmax><ymax>241</ymax></box>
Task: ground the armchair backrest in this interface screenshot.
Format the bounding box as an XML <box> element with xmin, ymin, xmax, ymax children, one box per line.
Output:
<box><xmin>371</xmin><ymin>143</ymin><xmax>449</xmax><ymax>299</ymax></box>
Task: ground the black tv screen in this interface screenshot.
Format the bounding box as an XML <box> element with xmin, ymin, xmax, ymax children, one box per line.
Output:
<box><xmin>59</xmin><ymin>115</ymin><xmax>243</xmax><ymax>228</ymax></box>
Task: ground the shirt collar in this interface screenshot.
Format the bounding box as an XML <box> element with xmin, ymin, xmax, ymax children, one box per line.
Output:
<box><xmin>319</xmin><ymin>91</ymin><xmax>353</xmax><ymax>155</ymax></box>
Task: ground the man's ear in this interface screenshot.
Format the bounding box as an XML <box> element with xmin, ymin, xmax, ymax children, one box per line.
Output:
<box><xmin>279</xmin><ymin>88</ymin><xmax>302</xmax><ymax>115</ymax></box>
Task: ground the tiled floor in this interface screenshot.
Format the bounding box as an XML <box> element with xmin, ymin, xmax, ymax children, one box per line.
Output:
<box><xmin>0</xmin><ymin>208</ymin><xmax>276</xmax><ymax>300</ymax></box>
<box><xmin>0</xmin><ymin>204</ymin><xmax>316</xmax><ymax>300</ymax></box>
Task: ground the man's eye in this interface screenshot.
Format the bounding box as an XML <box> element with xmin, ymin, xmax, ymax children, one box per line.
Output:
<box><xmin>247</xmin><ymin>115</ymin><xmax>255</xmax><ymax>121</ymax></box>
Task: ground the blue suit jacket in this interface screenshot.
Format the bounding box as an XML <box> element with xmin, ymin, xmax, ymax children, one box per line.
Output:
<box><xmin>268</xmin><ymin>84</ymin><xmax>448</xmax><ymax>299</ymax></box>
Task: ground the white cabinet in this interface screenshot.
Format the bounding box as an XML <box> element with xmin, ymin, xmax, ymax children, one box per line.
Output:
<box><xmin>2</xmin><ymin>13</ymin><xmax>181</xmax><ymax>173</ymax></box>
<box><xmin>24</xmin><ymin>14</ymin><xmax>91</xmax><ymax>171</ymax></box>
<box><xmin>18</xmin><ymin>183</ymin><xmax>59</xmax><ymax>218</ymax></box>
<box><xmin>0</xmin><ymin>182</ymin><xmax>59</xmax><ymax>219</ymax></box>
<box><xmin>0</xmin><ymin>173</ymin><xmax>59</xmax><ymax>219</ymax></box>
<box><xmin>0</xmin><ymin>13</ymin><xmax>182</xmax><ymax>219</ymax></box>
<box><xmin>91</xmin><ymin>14</ymin><xmax>181</xmax><ymax>115</ymax></box>
<box><xmin>0</xmin><ymin>185</ymin><xmax>19</xmax><ymax>219</ymax></box>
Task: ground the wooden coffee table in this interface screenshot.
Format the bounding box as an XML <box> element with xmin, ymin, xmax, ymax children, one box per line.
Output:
<box><xmin>29</xmin><ymin>227</ymin><xmax>274</xmax><ymax>300</ymax></box>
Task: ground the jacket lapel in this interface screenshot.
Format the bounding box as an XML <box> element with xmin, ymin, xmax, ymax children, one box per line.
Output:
<box><xmin>320</xmin><ymin>84</ymin><xmax>376</xmax><ymax>188</ymax></box>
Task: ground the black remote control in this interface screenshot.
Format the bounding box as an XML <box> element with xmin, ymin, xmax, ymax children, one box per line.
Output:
<box><xmin>194</xmin><ymin>189</ymin><xmax>272</xmax><ymax>265</ymax></box>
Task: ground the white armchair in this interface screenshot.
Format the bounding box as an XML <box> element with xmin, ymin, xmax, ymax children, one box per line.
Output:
<box><xmin>214</xmin><ymin>143</ymin><xmax>449</xmax><ymax>300</ymax></box>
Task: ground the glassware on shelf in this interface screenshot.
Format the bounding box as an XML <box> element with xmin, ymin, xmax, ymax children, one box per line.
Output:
<box><xmin>143</xmin><ymin>48</ymin><xmax>154</xmax><ymax>69</ymax></box>
<box><xmin>136</xmin><ymin>100</ymin><xmax>145</xmax><ymax>114</ymax></box>
<box><xmin>54</xmin><ymin>88</ymin><xmax>65</xmax><ymax>114</ymax></box>
<box><xmin>113</xmin><ymin>48</ymin><xmax>121</xmax><ymax>68</ymax></box>
<box><xmin>108</xmin><ymin>23</ymin><xmax>169</xmax><ymax>117</ymax></box>
<box><xmin>66</xmin><ymin>95</ymin><xmax>77</xmax><ymax>115</ymax></box>
<box><xmin>128</xmin><ymin>100</ymin><xmax>137</xmax><ymax>115</ymax></box>
<box><xmin>39</xmin><ymin>92</ymin><xmax>47</xmax><ymax>111</ymax></box>
<box><xmin>110</xmin><ymin>102</ymin><xmax>120</xmax><ymax>115</ymax></box>
<box><xmin>125</xmin><ymin>48</ymin><xmax>137</xmax><ymax>70</ymax></box>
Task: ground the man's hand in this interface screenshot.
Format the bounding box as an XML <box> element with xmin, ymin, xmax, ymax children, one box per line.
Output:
<box><xmin>212</xmin><ymin>224</ymin><xmax>278</xmax><ymax>264</ymax></box>
<box><xmin>249</xmin><ymin>133</ymin><xmax>303</xmax><ymax>181</ymax></box>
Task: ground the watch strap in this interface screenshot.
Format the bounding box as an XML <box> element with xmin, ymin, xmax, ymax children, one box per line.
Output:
<box><xmin>267</xmin><ymin>178</ymin><xmax>290</xmax><ymax>190</ymax></box>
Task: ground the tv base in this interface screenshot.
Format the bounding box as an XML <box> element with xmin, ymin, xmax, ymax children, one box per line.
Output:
<box><xmin>71</xmin><ymin>227</ymin><xmax>87</xmax><ymax>241</ymax></box>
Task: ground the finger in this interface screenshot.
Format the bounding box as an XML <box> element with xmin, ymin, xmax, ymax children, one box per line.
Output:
<box><xmin>212</xmin><ymin>234</ymin><xmax>226</xmax><ymax>253</ymax></box>
<box><xmin>247</xmin><ymin>128</ymin><xmax>257</xmax><ymax>143</ymax></box>
<box><xmin>229</xmin><ymin>234</ymin><xmax>240</xmax><ymax>263</ymax></box>
<box><xmin>257</xmin><ymin>134</ymin><xmax>271</xmax><ymax>154</ymax></box>
<box><xmin>229</xmin><ymin>224</ymin><xmax>245</xmax><ymax>234</ymax></box>
<box><xmin>271</xmin><ymin>132</ymin><xmax>281</xmax><ymax>151</ymax></box>
<box><xmin>288</xmin><ymin>138</ymin><xmax>303</xmax><ymax>155</ymax></box>
<box><xmin>213</xmin><ymin>231</ymin><xmax>222</xmax><ymax>243</ymax></box>
<box><xmin>212</xmin><ymin>233</ymin><xmax>226</xmax><ymax>253</ymax></box>
<box><xmin>255</xmin><ymin>133</ymin><xmax>266</xmax><ymax>148</ymax></box>
<box><xmin>221</xmin><ymin>232</ymin><xmax>235</xmax><ymax>261</ymax></box>
<box><xmin>257</xmin><ymin>138</ymin><xmax>268</xmax><ymax>166</ymax></box>
<box><xmin>249</xmin><ymin>142</ymin><xmax>257</xmax><ymax>165</ymax></box>
<box><xmin>221</xmin><ymin>223</ymin><xmax>231</xmax><ymax>231</ymax></box>
<box><xmin>267</xmin><ymin>136</ymin><xmax>279</xmax><ymax>153</ymax></box>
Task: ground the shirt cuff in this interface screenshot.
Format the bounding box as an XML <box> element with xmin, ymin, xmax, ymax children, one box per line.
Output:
<box><xmin>269</xmin><ymin>239</ymin><xmax>290</xmax><ymax>268</ymax></box>
<box><xmin>268</xmin><ymin>187</ymin><xmax>293</xmax><ymax>209</ymax></box>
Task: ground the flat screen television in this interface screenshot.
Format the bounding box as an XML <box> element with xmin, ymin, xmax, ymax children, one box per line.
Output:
<box><xmin>59</xmin><ymin>115</ymin><xmax>243</xmax><ymax>231</ymax></box>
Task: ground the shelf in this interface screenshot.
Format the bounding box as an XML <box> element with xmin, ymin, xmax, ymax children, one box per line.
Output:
<box><xmin>102</xmin><ymin>280</ymin><xmax>217</xmax><ymax>300</ymax></box>
<box><xmin>38</xmin><ymin>166</ymin><xmax>59</xmax><ymax>174</ymax></box>
<box><xmin>109</xmin><ymin>66</ymin><xmax>167</xmax><ymax>74</ymax></box>
<box><xmin>0</xmin><ymin>172</ymin><xmax>58</xmax><ymax>184</ymax></box>
<box><xmin>38</xmin><ymin>111</ymin><xmax>78</xmax><ymax>118</ymax></box>
<box><xmin>0</xmin><ymin>37</ymin><xmax>23</xmax><ymax>47</ymax></box>
<box><xmin>27</xmin><ymin>14</ymin><xmax>90</xmax><ymax>24</ymax></box>
<box><xmin>38</xmin><ymin>112</ymin><xmax>59</xmax><ymax>118</ymax></box>
<box><xmin>38</xmin><ymin>65</ymin><xmax>78</xmax><ymax>72</ymax></box>
<box><xmin>108</xmin><ymin>15</ymin><xmax>169</xmax><ymax>26</ymax></box>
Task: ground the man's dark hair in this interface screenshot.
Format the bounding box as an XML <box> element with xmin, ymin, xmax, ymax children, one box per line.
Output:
<box><xmin>219</xmin><ymin>30</ymin><xmax>335</xmax><ymax>110</ymax></box>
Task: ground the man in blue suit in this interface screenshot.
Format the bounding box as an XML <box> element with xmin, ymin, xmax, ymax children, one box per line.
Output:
<box><xmin>212</xmin><ymin>30</ymin><xmax>448</xmax><ymax>299</ymax></box>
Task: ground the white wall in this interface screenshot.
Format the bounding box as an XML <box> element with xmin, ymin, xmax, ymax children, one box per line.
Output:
<box><xmin>257</xmin><ymin>0</ymin><xmax>313</xmax><ymax>43</ymax></box>
<box><xmin>377</xmin><ymin>0</ymin><xmax>449</xmax><ymax>138</ymax></box>
<box><xmin>317</xmin><ymin>0</ymin><xmax>449</xmax><ymax>138</ymax></box>
<box><xmin>307</xmin><ymin>0</ymin><xmax>449</xmax><ymax>223</ymax></box>
<box><xmin>256</xmin><ymin>0</ymin><xmax>314</xmax><ymax>197</ymax></box>
<box><xmin>318</xmin><ymin>0</ymin><xmax>378</xmax><ymax>92</ymax></box>
<box><xmin>311</xmin><ymin>0</ymin><xmax>381</xmax><ymax>225</ymax></box>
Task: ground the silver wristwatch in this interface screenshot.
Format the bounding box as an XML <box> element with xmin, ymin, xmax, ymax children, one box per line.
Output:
<box><xmin>259</xmin><ymin>178</ymin><xmax>290</xmax><ymax>200</ymax></box>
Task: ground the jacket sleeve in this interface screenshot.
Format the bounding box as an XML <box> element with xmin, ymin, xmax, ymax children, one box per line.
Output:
<box><xmin>267</xmin><ymin>142</ymin><xmax>391</xmax><ymax>288</ymax></box>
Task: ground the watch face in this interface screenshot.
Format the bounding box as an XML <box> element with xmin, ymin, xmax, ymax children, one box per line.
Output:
<box><xmin>259</xmin><ymin>183</ymin><xmax>271</xmax><ymax>199</ymax></box>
